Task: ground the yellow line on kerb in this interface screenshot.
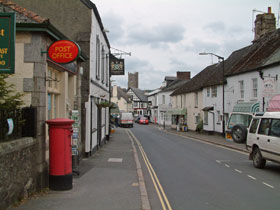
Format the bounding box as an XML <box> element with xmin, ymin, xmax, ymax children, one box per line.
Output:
<box><xmin>128</xmin><ymin>130</ymin><xmax>172</xmax><ymax>210</ymax></box>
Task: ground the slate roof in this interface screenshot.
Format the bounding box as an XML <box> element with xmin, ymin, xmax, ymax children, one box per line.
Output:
<box><xmin>161</xmin><ymin>79</ymin><xmax>189</xmax><ymax>92</ymax></box>
<box><xmin>0</xmin><ymin>0</ymin><xmax>49</xmax><ymax>24</ymax></box>
<box><xmin>226</xmin><ymin>28</ymin><xmax>280</xmax><ymax>76</ymax></box>
<box><xmin>117</xmin><ymin>86</ymin><xmax>131</xmax><ymax>102</ymax></box>
<box><xmin>171</xmin><ymin>64</ymin><xmax>218</xmax><ymax>96</ymax></box>
<box><xmin>129</xmin><ymin>87</ymin><xmax>148</xmax><ymax>102</ymax></box>
<box><xmin>171</xmin><ymin>28</ymin><xmax>280</xmax><ymax>96</ymax></box>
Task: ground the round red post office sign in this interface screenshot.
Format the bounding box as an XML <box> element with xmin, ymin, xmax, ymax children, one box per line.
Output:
<box><xmin>48</xmin><ymin>40</ymin><xmax>81</xmax><ymax>64</ymax></box>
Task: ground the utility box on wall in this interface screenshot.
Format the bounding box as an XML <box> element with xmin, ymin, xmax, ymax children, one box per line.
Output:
<box><xmin>46</xmin><ymin>118</ymin><xmax>74</xmax><ymax>191</ymax></box>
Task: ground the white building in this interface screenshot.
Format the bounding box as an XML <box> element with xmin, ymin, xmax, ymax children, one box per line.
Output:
<box><xmin>85</xmin><ymin>3</ymin><xmax>111</xmax><ymax>155</ymax></box>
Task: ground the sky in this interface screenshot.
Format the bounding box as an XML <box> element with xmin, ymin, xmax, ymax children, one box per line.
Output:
<box><xmin>92</xmin><ymin>0</ymin><xmax>280</xmax><ymax>90</ymax></box>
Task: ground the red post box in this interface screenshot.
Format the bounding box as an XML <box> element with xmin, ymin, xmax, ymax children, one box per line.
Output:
<box><xmin>46</xmin><ymin>118</ymin><xmax>74</xmax><ymax>190</ymax></box>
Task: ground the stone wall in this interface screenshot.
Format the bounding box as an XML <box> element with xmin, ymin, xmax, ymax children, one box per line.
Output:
<box><xmin>0</xmin><ymin>138</ymin><xmax>37</xmax><ymax>209</ymax></box>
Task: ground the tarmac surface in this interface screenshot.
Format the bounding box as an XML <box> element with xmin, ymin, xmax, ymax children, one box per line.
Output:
<box><xmin>10</xmin><ymin>125</ymin><xmax>248</xmax><ymax>210</ymax></box>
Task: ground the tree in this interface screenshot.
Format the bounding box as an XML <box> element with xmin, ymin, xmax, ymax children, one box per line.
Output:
<box><xmin>0</xmin><ymin>74</ymin><xmax>24</xmax><ymax>110</ymax></box>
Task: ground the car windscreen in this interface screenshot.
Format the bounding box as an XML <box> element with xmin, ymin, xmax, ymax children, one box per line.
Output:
<box><xmin>227</xmin><ymin>114</ymin><xmax>253</xmax><ymax>129</ymax></box>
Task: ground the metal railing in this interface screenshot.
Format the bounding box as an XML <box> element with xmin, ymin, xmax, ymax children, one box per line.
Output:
<box><xmin>0</xmin><ymin>107</ymin><xmax>37</xmax><ymax>142</ymax></box>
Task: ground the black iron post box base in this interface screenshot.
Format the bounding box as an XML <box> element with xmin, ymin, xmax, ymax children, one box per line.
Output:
<box><xmin>49</xmin><ymin>174</ymin><xmax>73</xmax><ymax>190</ymax></box>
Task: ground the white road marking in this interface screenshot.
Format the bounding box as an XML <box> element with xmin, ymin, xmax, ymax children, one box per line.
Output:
<box><xmin>108</xmin><ymin>158</ymin><xmax>123</xmax><ymax>163</ymax></box>
<box><xmin>234</xmin><ymin>169</ymin><xmax>242</xmax><ymax>173</ymax></box>
<box><xmin>247</xmin><ymin>175</ymin><xmax>257</xmax><ymax>180</ymax></box>
<box><xmin>263</xmin><ymin>182</ymin><xmax>274</xmax><ymax>189</ymax></box>
<box><xmin>225</xmin><ymin>164</ymin><xmax>230</xmax><ymax>168</ymax></box>
<box><xmin>216</xmin><ymin>160</ymin><xmax>221</xmax><ymax>164</ymax></box>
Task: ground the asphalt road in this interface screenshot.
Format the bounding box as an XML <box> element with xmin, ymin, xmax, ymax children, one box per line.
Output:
<box><xmin>131</xmin><ymin>124</ymin><xmax>280</xmax><ymax>210</ymax></box>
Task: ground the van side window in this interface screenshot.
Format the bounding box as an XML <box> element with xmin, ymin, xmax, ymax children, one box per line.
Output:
<box><xmin>270</xmin><ymin>119</ymin><xmax>280</xmax><ymax>137</ymax></box>
<box><xmin>258</xmin><ymin>119</ymin><xmax>271</xmax><ymax>135</ymax></box>
<box><xmin>249</xmin><ymin>119</ymin><xmax>259</xmax><ymax>133</ymax></box>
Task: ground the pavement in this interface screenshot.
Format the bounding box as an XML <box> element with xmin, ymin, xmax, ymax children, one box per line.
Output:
<box><xmin>10</xmin><ymin>125</ymin><xmax>248</xmax><ymax>210</ymax></box>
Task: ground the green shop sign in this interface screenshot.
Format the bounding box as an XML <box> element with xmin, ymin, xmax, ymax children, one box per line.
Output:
<box><xmin>0</xmin><ymin>13</ymin><xmax>15</xmax><ymax>74</ymax></box>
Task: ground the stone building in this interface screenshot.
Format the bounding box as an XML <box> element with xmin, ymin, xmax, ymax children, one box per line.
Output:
<box><xmin>0</xmin><ymin>1</ymin><xmax>85</xmax><ymax>209</ymax></box>
<box><xmin>128</xmin><ymin>72</ymin><xmax>139</xmax><ymax>89</ymax></box>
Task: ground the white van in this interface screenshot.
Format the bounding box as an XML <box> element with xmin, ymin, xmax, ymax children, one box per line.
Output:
<box><xmin>119</xmin><ymin>112</ymin><xmax>134</xmax><ymax>128</ymax></box>
<box><xmin>246</xmin><ymin>112</ymin><xmax>280</xmax><ymax>168</ymax></box>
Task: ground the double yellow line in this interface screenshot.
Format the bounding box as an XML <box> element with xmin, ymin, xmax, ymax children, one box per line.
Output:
<box><xmin>127</xmin><ymin>130</ymin><xmax>172</xmax><ymax>210</ymax></box>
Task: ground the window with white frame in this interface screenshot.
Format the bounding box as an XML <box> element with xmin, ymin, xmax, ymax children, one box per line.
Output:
<box><xmin>195</xmin><ymin>114</ymin><xmax>200</xmax><ymax>124</ymax></box>
<box><xmin>162</xmin><ymin>95</ymin><xmax>165</xmax><ymax>104</ymax></box>
<box><xmin>211</xmin><ymin>86</ymin><xmax>217</xmax><ymax>97</ymax></box>
<box><xmin>96</xmin><ymin>36</ymin><xmax>100</xmax><ymax>80</ymax></box>
<box><xmin>106</xmin><ymin>54</ymin><xmax>109</xmax><ymax>87</ymax></box>
<box><xmin>217</xmin><ymin>110</ymin><xmax>222</xmax><ymax>123</ymax></box>
<box><xmin>195</xmin><ymin>92</ymin><xmax>198</xmax><ymax>107</ymax></box>
<box><xmin>239</xmin><ymin>80</ymin><xmax>244</xmax><ymax>98</ymax></box>
<box><xmin>207</xmin><ymin>88</ymin><xmax>210</xmax><ymax>97</ymax></box>
<box><xmin>252</xmin><ymin>78</ymin><xmax>257</xmax><ymax>98</ymax></box>
<box><xmin>101</xmin><ymin>46</ymin><xmax>105</xmax><ymax>83</ymax></box>
<box><xmin>134</xmin><ymin>102</ymin><xmax>138</xmax><ymax>107</ymax></box>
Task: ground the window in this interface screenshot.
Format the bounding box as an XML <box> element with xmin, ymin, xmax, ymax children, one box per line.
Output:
<box><xmin>204</xmin><ymin>111</ymin><xmax>208</xmax><ymax>125</ymax></box>
<box><xmin>217</xmin><ymin>111</ymin><xmax>222</xmax><ymax>123</ymax></box>
<box><xmin>239</xmin><ymin>80</ymin><xmax>244</xmax><ymax>98</ymax></box>
<box><xmin>211</xmin><ymin>86</ymin><xmax>217</xmax><ymax>97</ymax></box>
<box><xmin>249</xmin><ymin>119</ymin><xmax>260</xmax><ymax>133</ymax></box>
<box><xmin>258</xmin><ymin>119</ymin><xmax>271</xmax><ymax>135</ymax></box>
<box><xmin>227</xmin><ymin>113</ymin><xmax>252</xmax><ymax>129</ymax></box>
<box><xmin>105</xmin><ymin>54</ymin><xmax>109</xmax><ymax>87</ymax></box>
<box><xmin>101</xmin><ymin>46</ymin><xmax>105</xmax><ymax>83</ymax></box>
<box><xmin>96</xmin><ymin>36</ymin><xmax>100</xmax><ymax>80</ymax></box>
<box><xmin>195</xmin><ymin>92</ymin><xmax>198</xmax><ymax>107</ymax></box>
<box><xmin>134</xmin><ymin>102</ymin><xmax>138</xmax><ymax>107</ymax></box>
<box><xmin>252</xmin><ymin>78</ymin><xmax>257</xmax><ymax>98</ymax></box>
<box><xmin>162</xmin><ymin>95</ymin><xmax>165</xmax><ymax>104</ymax></box>
<box><xmin>195</xmin><ymin>114</ymin><xmax>200</xmax><ymax>124</ymax></box>
<box><xmin>207</xmin><ymin>88</ymin><xmax>210</xmax><ymax>97</ymax></box>
<box><xmin>270</xmin><ymin>119</ymin><xmax>280</xmax><ymax>137</ymax></box>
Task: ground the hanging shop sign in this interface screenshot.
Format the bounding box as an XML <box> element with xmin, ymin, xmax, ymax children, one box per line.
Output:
<box><xmin>110</xmin><ymin>54</ymin><xmax>125</xmax><ymax>75</ymax></box>
<box><xmin>48</xmin><ymin>40</ymin><xmax>81</xmax><ymax>64</ymax></box>
<box><xmin>0</xmin><ymin>13</ymin><xmax>15</xmax><ymax>74</ymax></box>
<box><xmin>263</xmin><ymin>78</ymin><xmax>276</xmax><ymax>97</ymax></box>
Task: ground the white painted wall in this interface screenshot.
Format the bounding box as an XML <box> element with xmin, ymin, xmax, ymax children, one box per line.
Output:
<box><xmin>225</xmin><ymin>66</ymin><xmax>279</xmax><ymax>114</ymax></box>
<box><xmin>85</xmin><ymin>10</ymin><xmax>110</xmax><ymax>153</ymax></box>
<box><xmin>203</xmin><ymin>85</ymin><xmax>223</xmax><ymax>133</ymax></box>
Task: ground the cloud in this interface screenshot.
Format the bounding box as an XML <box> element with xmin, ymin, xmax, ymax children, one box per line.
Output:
<box><xmin>126</xmin><ymin>23</ymin><xmax>185</xmax><ymax>47</ymax></box>
<box><xmin>126</xmin><ymin>57</ymin><xmax>150</xmax><ymax>72</ymax></box>
<box><xmin>204</xmin><ymin>21</ymin><xmax>226</xmax><ymax>33</ymax></box>
<box><xmin>102</xmin><ymin>12</ymin><xmax>125</xmax><ymax>44</ymax></box>
<box><xmin>185</xmin><ymin>38</ymin><xmax>221</xmax><ymax>54</ymax></box>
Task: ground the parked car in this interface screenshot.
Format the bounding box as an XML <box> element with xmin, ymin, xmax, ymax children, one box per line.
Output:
<box><xmin>139</xmin><ymin>117</ymin><xmax>149</xmax><ymax>125</ymax></box>
<box><xmin>246</xmin><ymin>112</ymin><xmax>280</xmax><ymax>169</ymax></box>
<box><xmin>226</xmin><ymin>112</ymin><xmax>254</xmax><ymax>143</ymax></box>
<box><xmin>119</xmin><ymin>112</ymin><xmax>134</xmax><ymax>128</ymax></box>
<box><xmin>135</xmin><ymin>115</ymin><xmax>141</xmax><ymax>123</ymax></box>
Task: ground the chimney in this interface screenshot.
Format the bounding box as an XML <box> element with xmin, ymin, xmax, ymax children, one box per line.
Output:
<box><xmin>176</xmin><ymin>71</ymin><xmax>191</xmax><ymax>80</ymax></box>
<box><xmin>254</xmin><ymin>7</ymin><xmax>276</xmax><ymax>41</ymax></box>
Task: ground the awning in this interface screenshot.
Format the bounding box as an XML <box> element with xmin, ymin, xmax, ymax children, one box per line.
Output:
<box><xmin>232</xmin><ymin>102</ymin><xmax>259</xmax><ymax>113</ymax></box>
<box><xmin>202</xmin><ymin>106</ymin><xmax>214</xmax><ymax>111</ymax></box>
<box><xmin>267</xmin><ymin>94</ymin><xmax>280</xmax><ymax>111</ymax></box>
<box><xmin>167</xmin><ymin>108</ymin><xmax>187</xmax><ymax>115</ymax></box>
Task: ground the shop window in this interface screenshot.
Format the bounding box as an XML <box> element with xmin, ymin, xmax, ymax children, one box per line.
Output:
<box><xmin>239</xmin><ymin>80</ymin><xmax>244</xmax><ymax>99</ymax></box>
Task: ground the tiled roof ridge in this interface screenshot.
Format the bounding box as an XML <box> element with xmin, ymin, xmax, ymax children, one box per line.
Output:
<box><xmin>0</xmin><ymin>0</ymin><xmax>49</xmax><ymax>24</ymax></box>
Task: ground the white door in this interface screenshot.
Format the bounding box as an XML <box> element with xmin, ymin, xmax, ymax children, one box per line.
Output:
<box><xmin>267</xmin><ymin>119</ymin><xmax>280</xmax><ymax>162</ymax></box>
<box><xmin>257</xmin><ymin>118</ymin><xmax>272</xmax><ymax>159</ymax></box>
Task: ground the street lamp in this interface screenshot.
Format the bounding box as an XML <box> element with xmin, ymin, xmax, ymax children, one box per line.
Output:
<box><xmin>199</xmin><ymin>52</ymin><xmax>225</xmax><ymax>136</ymax></box>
